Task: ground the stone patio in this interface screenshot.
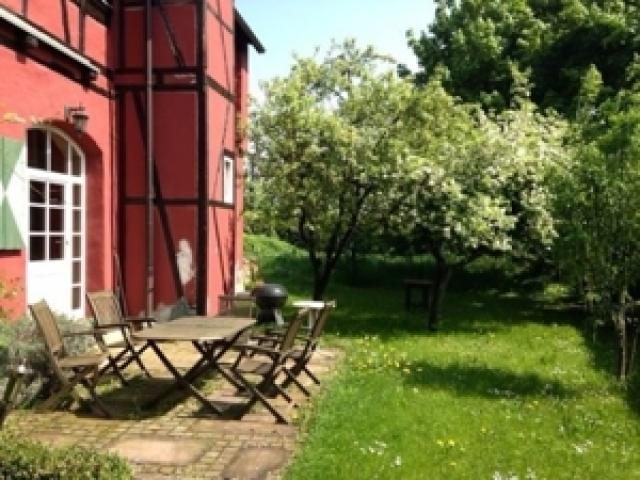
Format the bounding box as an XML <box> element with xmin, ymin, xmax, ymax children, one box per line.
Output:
<box><xmin>5</xmin><ymin>343</ymin><xmax>341</xmax><ymax>480</ymax></box>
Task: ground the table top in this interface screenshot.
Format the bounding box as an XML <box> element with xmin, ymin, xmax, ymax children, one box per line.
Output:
<box><xmin>292</xmin><ymin>300</ymin><xmax>326</xmax><ymax>309</ymax></box>
<box><xmin>132</xmin><ymin>316</ymin><xmax>255</xmax><ymax>342</ymax></box>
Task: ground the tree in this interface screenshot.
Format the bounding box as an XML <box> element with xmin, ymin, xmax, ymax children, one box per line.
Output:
<box><xmin>249</xmin><ymin>41</ymin><xmax>413</xmax><ymax>299</ymax></box>
<box><xmin>407</xmin><ymin>0</ymin><xmax>639</xmax><ymax>114</ymax></box>
<box><xmin>388</xmin><ymin>80</ymin><xmax>566</xmax><ymax>329</ymax></box>
<box><xmin>555</xmin><ymin>58</ymin><xmax>640</xmax><ymax>379</ymax></box>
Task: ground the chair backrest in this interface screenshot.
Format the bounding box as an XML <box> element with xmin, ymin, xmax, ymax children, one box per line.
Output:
<box><xmin>308</xmin><ymin>301</ymin><xmax>336</xmax><ymax>342</ymax></box>
<box><xmin>280</xmin><ymin>309</ymin><xmax>306</xmax><ymax>353</ymax></box>
<box><xmin>219</xmin><ymin>293</ymin><xmax>256</xmax><ymax>318</ymax></box>
<box><xmin>87</xmin><ymin>291</ymin><xmax>123</xmax><ymax>328</ymax></box>
<box><xmin>29</xmin><ymin>300</ymin><xmax>65</xmax><ymax>359</ymax></box>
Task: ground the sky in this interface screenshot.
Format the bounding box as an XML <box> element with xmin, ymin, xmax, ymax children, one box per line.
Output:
<box><xmin>235</xmin><ymin>0</ymin><xmax>436</xmax><ymax>98</ymax></box>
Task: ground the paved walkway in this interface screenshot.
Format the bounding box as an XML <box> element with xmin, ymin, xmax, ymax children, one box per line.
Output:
<box><xmin>5</xmin><ymin>343</ymin><xmax>341</xmax><ymax>480</ymax></box>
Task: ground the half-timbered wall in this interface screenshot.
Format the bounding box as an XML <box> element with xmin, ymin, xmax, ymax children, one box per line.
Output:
<box><xmin>0</xmin><ymin>0</ymin><xmax>257</xmax><ymax>319</ymax></box>
<box><xmin>0</xmin><ymin>0</ymin><xmax>114</xmax><ymax>317</ymax></box>
<box><xmin>115</xmin><ymin>0</ymin><xmax>251</xmax><ymax>317</ymax></box>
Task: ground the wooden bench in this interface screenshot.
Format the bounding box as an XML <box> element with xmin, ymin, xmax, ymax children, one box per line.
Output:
<box><xmin>403</xmin><ymin>279</ymin><xmax>433</xmax><ymax>311</ymax></box>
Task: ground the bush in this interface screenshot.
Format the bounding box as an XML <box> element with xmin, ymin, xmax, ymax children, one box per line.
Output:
<box><xmin>0</xmin><ymin>314</ymin><xmax>97</xmax><ymax>408</ymax></box>
<box><xmin>0</xmin><ymin>431</ymin><xmax>132</xmax><ymax>479</ymax></box>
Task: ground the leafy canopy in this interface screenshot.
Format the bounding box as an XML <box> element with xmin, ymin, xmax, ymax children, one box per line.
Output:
<box><xmin>388</xmin><ymin>80</ymin><xmax>567</xmax><ymax>265</ymax></box>
<box><xmin>408</xmin><ymin>0</ymin><xmax>639</xmax><ymax>114</ymax></box>
<box><xmin>249</xmin><ymin>40</ymin><xmax>413</xmax><ymax>298</ymax></box>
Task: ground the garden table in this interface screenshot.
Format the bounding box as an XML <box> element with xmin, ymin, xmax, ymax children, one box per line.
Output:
<box><xmin>292</xmin><ymin>300</ymin><xmax>327</xmax><ymax>329</ymax></box>
<box><xmin>133</xmin><ymin>316</ymin><xmax>255</xmax><ymax>414</ymax></box>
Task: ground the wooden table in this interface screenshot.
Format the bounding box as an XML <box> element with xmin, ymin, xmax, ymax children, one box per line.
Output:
<box><xmin>133</xmin><ymin>316</ymin><xmax>255</xmax><ymax>413</ymax></box>
<box><xmin>292</xmin><ymin>300</ymin><xmax>326</xmax><ymax>329</ymax></box>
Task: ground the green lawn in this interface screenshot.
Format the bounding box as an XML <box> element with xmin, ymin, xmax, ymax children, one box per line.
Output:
<box><xmin>247</xmin><ymin>235</ymin><xmax>640</xmax><ymax>480</ymax></box>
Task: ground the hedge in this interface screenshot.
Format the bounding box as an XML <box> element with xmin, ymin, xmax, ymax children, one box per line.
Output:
<box><xmin>0</xmin><ymin>431</ymin><xmax>132</xmax><ymax>479</ymax></box>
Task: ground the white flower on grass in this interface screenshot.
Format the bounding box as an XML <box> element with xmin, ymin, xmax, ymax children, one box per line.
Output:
<box><xmin>393</xmin><ymin>456</ymin><xmax>402</xmax><ymax>467</ymax></box>
<box><xmin>493</xmin><ymin>472</ymin><xmax>519</xmax><ymax>480</ymax></box>
<box><xmin>573</xmin><ymin>440</ymin><xmax>593</xmax><ymax>454</ymax></box>
<box><xmin>365</xmin><ymin>440</ymin><xmax>388</xmax><ymax>456</ymax></box>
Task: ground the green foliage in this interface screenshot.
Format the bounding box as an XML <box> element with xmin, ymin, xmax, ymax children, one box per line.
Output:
<box><xmin>0</xmin><ymin>314</ymin><xmax>96</xmax><ymax>406</ymax></box>
<box><xmin>249</xmin><ymin>40</ymin><xmax>415</xmax><ymax>298</ymax></box>
<box><xmin>245</xmin><ymin>239</ymin><xmax>640</xmax><ymax>480</ymax></box>
<box><xmin>408</xmin><ymin>0</ymin><xmax>640</xmax><ymax>114</ymax></box>
<box><xmin>381</xmin><ymin>79</ymin><xmax>566</xmax><ymax>326</ymax></box>
<box><xmin>0</xmin><ymin>431</ymin><xmax>131</xmax><ymax>479</ymax></box>
<box><xmin>391</xmin><ymin>80</ymin><xmax>565</xmax><ymax>259</ymax></box>
<box><xmin>0</xmin><ymin>277</ymin><xmax>20</xmax><ymax>320</ymax></box>
<box><xmin>554</xmin><ymin>58</ymin><xmax>640</xmax><ymax>378</ymax></box>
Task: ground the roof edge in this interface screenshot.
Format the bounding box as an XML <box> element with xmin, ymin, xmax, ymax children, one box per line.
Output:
<box><xmin>234</xmin><ymin>8</ymin><xmax>265</xmax><ymax>54</ymax></box>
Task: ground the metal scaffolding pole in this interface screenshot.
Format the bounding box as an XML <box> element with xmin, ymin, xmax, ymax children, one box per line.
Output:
<box><xmin>144</xmin><ymin>0</ymin><xmax>154</xmax><ymax>316</ymax></box>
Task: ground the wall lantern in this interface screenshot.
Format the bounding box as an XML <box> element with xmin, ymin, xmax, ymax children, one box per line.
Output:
<box><xmin>64</xmin><ymin>105</ymin><xmax>89</xmax><ymax>134</ymax></box>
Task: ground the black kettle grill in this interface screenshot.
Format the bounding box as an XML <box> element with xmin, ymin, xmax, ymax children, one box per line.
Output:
<box><xmin>251</xmin><ymin>283</ymin><xmax>288</xmax><ymax>324</ymax></box>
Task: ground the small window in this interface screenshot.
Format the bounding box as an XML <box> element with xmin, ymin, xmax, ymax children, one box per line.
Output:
<box><xmin>222</xmin><ymin>154</ymin><xmax>234</xmax><ymax>205</ymax></box>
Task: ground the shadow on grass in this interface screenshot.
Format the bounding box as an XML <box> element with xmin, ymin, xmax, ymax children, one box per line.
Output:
<box><xmin>248</xmin><ymin>235</ymin><xmax>640</xmax><ymax>414</ymax></box>
<box><xmin>403</xmin><ymin>361</ymin><xmax>578</xmax><ymax>400</ymax></box>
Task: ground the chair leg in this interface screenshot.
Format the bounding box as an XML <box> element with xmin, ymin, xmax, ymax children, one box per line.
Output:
<box><xmin>107</xmin><ymin>356</ymin><xmax>129</xmax><ymax>387</ymax></box>
<box><xmin>80</xmin><ymin>378</ymin><xmax>112</xmax><ymax>418</ymax></box>
<box><xmin>38</xmin><ymin>386</ymin><xmax>72</xmax><ymax>411</ymax></box>
<box><xmin>38</xmin><ymin>373</ymin><xmax>83</xmax><ymax>412</ymax></box>
<box><xmin>231</xmin><ymin>367</ymin><xmax>288</xmax><ymax>424</ymax></box>
<box><xmin>303</xmin><ymin>365</ymin><xmax>321</xmax><ymax>385</ymax></box>
<box><xmin>272</xmin><ymin>382</ymin><xmax>294</xmax><ymax>404</ymax></box>
<box><xmin>126</xmin><ymin>339</ymin><xmax>153</xmax><ymax>378</ymax></box>
<box><xmin>282</xmin><ymin>369</ymin><xmax>311</xmax><ymax>397</ymax></box>
<box><xmin>133</xmin><ymin>348</ymin><xmax>153</xmax><ymax>378</ymax></box>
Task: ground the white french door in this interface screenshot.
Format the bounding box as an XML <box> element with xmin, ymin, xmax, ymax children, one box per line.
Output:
<box><xmin>26</xmin><ymin>129</ymin><xmax>85</xmax><ymax>318</ymax></box>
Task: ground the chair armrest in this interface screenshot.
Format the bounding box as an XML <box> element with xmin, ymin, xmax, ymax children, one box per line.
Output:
<box><xmin>94</xmin><ymin>323</ymin><xmax>130</xmax><ymax>330</ymax></box>
<box><xmin>250</xmin><ymin>334</ymin><xmax>282</xmax><ymax>343</ymax></box>
<box><xmin>125</xmin><ymin>317</ymin><xmax>156</xmax><ymax>324</ymax></box>
<box><xmin>62</xmin><ymin>330</ymin><xmax>96</xmax><ymax>337</ymax></box>
<box><xmin>231</xmin><ymin>343</ymin><xmax>279</xmax><ymax>358</ymax></box>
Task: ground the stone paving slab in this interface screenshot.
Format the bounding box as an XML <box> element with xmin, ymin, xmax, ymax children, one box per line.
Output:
<box><xmin>5</xmin><ymin>344</ymin><xmax>342</xmax><ymax>480</ymax></box>
<box><xmin>223</xmin><ymin>447</ymin><xmax>288</xmax><ymax>480</ymax></box>
<box><xmin>110</xmin><ymin>437</ymin><xmax>210</xmax><ymax>465</ymax></box>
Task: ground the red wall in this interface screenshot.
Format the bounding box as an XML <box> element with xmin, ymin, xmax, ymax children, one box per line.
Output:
<box><xmin>116</xmin><ymin>0</ymin><xmax>250</xmax><ymax>317</ymax></box>
<box><xmin>0</xmin><ymin>0</ymin><xmax>253</xmax><ymax>319</ymax></box>
<box><xmin>0</xmin><ymin>0</ymin><xmax>113</xmax><ymax>318</ymax></box>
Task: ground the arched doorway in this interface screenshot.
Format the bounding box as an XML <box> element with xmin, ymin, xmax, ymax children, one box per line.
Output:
<box><xmin>26</xmin><ymin>127</ymin><xmax>85</xmax><ymax>318</ymax></box>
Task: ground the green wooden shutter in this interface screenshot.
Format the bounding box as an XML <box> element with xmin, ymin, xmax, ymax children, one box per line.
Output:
<box><xmin>0</xmin><ymin>136</ymin><xmax>25</xmax><ymax>250</ymax></box>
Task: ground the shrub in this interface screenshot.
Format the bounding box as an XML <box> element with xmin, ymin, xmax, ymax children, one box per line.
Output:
<box><xmin>0</xmin><ymin>431</ymin><xmax>132</xmax><ymax>479</ymax></box>
<box><xmin>0</xmin><ymin>313</ymin><xmax>97</xmax><ymax>408</ymax></box>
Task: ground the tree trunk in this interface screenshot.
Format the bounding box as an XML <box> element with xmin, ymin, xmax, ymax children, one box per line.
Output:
<box><xmin>612</xmin><ymin>288</ymin><xmax>640</xmax><ymax>380</ymax></box>
<box><xmin>616</xmin><ymin>303</ymin><xmax>640</xmax><ymax>380</ymax></box>
<box><xmin>427</xmin><ymin>254</ymin><xmax>452</xmax><ymax>330</ymax></box>
<box><xmin>614</xmin><ymin>305</ymin><xmax>628</xmax><ymax>380</ymax></box>
<box><xmin>348</xmin><ymin>244</ymin><xmax>359</xmax><ymax>285</ymax></box>
<box><xmin>312</xmin><ymin>267</ymin><xmax>332</xmax><ymax>301</ymax></box>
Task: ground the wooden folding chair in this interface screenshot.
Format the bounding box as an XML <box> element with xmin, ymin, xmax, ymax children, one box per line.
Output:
<box><xmin>227</xmin><ymin>309</ymin><xmax>307</xmax><ymax>424</ymax></box>
<box><xmin>29</xmin><ymin>301</ymin><xmax>111</xmax><ymax>417</ymax></box>
<box><xmin>253</xmin><ymin>301</ymin><xmax>336</xmax><ymax>396</ymax></box>
<box><xmin>87</xmin><ymin>291</ymin><xmax>154</xmax><ymax>385</ymax></box>
<box><xmin>218</xmin><ymin>293</ymin><xmax>256</xmax><ymax>318</ymax></box>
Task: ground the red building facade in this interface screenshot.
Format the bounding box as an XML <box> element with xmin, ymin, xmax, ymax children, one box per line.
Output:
<box><xmin>0</xmin><ymin>1</ymin><xmax>263</xmax><ymax>319</ymax></box>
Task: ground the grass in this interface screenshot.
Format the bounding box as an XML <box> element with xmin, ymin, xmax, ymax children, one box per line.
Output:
<box><xmin>246</xmin><ymin>235</ymin><xmax>640</xmax><ymax>480</ymax></box>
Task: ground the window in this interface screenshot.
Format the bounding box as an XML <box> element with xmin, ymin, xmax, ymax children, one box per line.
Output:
<box><xmin>26</xmin><ymin>128</ymin><xmax>85</xmax><ymax>314</ymax></box>
<box><xmin>222</xmin><ymin>154</ymin><xmax>234</xmax><ymax>205</ymax></box>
